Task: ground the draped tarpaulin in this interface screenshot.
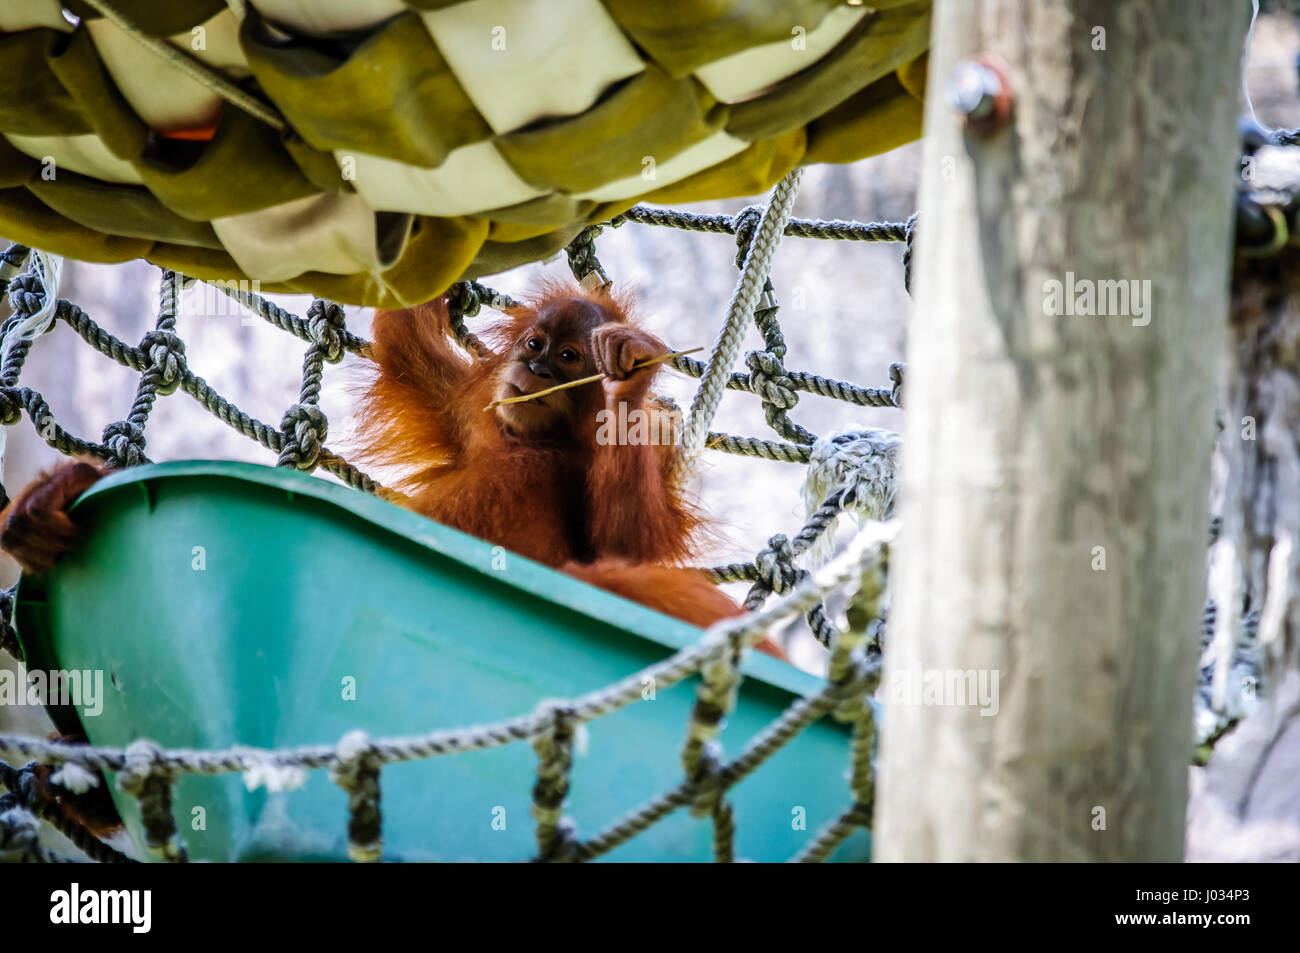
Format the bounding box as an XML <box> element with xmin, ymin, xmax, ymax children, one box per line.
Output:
<box><xmin>0</xmin><ymin>0</ymin><xmax>929</xmax><ymax>306</ymax></box>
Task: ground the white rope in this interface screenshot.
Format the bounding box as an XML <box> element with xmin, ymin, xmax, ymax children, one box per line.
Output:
<box><xmin>801</xmin><ymin>428</ymin><xmax>902</xmax><ymax>565</ymax></box>
<box><xmin>672</xmin><ymin>168</ymin><xmax>804</xmax><ymax>487</ymax></box>
<box><xmin>1244</xmin><ymin>0</ymin><xmax>1263</xmax><ymax>129</ymax></box>
<box><xmin>0</xmin><ymin>250</ymin><xmax>62</xmax><ymax>474</ymax></box>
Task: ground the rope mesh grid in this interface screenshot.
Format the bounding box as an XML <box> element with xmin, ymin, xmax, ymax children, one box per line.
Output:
<box><xmin>0</xmin><ymin>170</ymin><xmax>1253</xmax><ymax>859</ymax></box>
<box><xmin>0</xmin><ymin>180</ymin><xmax>915</xmax><ymax>861</ymax></box>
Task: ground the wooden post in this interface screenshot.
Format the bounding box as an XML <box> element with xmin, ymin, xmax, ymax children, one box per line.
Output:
<box><xmin>875</xmin><ymin>0</ymin><xmax>1249</xmax><ymax>861</ymax></box>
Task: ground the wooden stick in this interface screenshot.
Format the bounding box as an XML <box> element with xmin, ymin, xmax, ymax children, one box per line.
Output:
<box><xmin>483</xmin><ymin>347</ymin><xmax>702</xmax><ymax>411</ymax></box>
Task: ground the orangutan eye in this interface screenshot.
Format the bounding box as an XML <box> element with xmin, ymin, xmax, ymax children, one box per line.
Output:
<box><xmin>559</xmin><ymin>348</ymin><xmax>579</xmax><ymax>362</ymax></box>
<box><xmin>526</xmin><ymin>337</ymin><xmax>543</xmax><ymax>351</ymax></box>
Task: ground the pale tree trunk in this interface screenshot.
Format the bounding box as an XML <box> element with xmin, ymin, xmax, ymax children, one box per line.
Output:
<box><xmin>875</xmin><ymin>0</ymin><xmax>1248</xmax><ymax>861</ymax></box>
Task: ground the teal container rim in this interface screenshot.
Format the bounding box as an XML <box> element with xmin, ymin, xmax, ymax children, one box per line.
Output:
<box><xmin>21</xmin><ymin>459</ymin><xmax>821</xmax><ymax>701</ymax></box>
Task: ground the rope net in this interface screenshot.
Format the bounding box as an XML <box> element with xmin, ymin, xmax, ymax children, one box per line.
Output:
<box><xmin>0</xmin><ymin>168</ymin><xmax>1248</xmax><ymax>862</ymax></box>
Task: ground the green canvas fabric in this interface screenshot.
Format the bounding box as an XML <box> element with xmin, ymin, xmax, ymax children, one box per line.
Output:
<box><xmin>462</xmin><ymin>225</ymin><xmax>589</xmax><ymax>284</ymax></box>
<box><xmin>0</xmin><ymin>185</ymin><xmax>154</xmax><ymax>262</ymax></box>
<box><xmin>726</xmin><ymin>1</ymin><xmax>931</xmax><ymax>142</ymax></box>
<box><xmin>602</xmin><ymin>0</ymin><xmax>849</xmax><ymax>78</ymax></box>
<box><xmin>0</xmin><ymin>1</ymin><xmax>930</xmax><ymax>306</ymax></box>
<box><xmin>281</xmin><ymin>132</ymin><xmax>358</xmax><ymax>195</ymax></box>
<box><xmin>65</xmin><ymin>0</ymin><xmax>228</xmax><ymax>37</ymax></box>
<box><xmin>641</xmin><ymin>128</ymin><xmax>807</xmax><ymax>206</ymax></box>
<box><xmin>0</xmin><ymin>30</ymin><xmax>91</xmax><ymax>136</ymax></box>
<box><xmin>0</xmin><ymin>136</ymin><xmax>40</xmax><ymax>187</ymax></box>
<box><xmin>135</xmin><ymin>108</ymin><xmax>318</xmax><ymax>221</ymax></box>
<box><xmin>497</xmin><ymin>65</ymin><xmax>727</xmax><ymax>194</ymax></box>
<box><xmin>31</xmin><ymin>172</ymin><xmax>222</xmax><ymax>247</ymax></box>
<box><xmin>240</xmin><ymin>9</ymin><xmax>490</xmax><ymax>169</ymax></box>
<box><xmin>804</xmin><ymin>71</ymin><xmax>925</xmax><ymax>164</ymax></box>
<box><xmin>470</xmin><ymin>193</ymin><xmax>617</xmax><ymax>229</ymax></box>
<box><xmin>45</xmin><ymin>27</ymin><xmax>150</xmax><ymax>160</ymax></box>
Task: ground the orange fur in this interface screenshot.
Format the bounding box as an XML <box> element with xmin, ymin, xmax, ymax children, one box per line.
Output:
<box><xmin>354</xmin><ymin>285</ymin><xmax>785</xmax><ymax>660</ymax></box>
<box><xmin>563</xmin><ymin>561</ymin><xmax>786</xmax><ymax>658</ymax></box>
<box><xmin>0</xmin><ymin>459</ymin><xmax>108</xmax><ymax>574</ymax></box>
<box><xmin>354</xmin><ymin>286</ymin><xmax>702</xmax><ymax>567</ymax></box>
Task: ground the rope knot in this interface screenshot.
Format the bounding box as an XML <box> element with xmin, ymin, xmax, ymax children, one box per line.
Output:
<box><xmin>118</xmin><ymin>740</ymin><xmax>174</xmax><ymax>793</ymax></box>
<box><xmin>888</xmin><ymin>361</ymin><xmax>904</xmax><ymax>406</ymax></box>
<box><xmin>902</xmin><ymin>211</ymin><xmax>918</xmax><ymax>295</ymax></box>
<box><xmin>0</xmin><ymin>386</ymin><xmax>21</xmax><ymax>427</ymax></box>
<box><xmin>530</xmin><ymin>701</ymin><xmax>580</xmax><ymax>861</ymax></box>
<box><xmin>828</xmin><ymin>656</ymin><xmax>877</xmax><ymax>720</ymax></box>
<box><xmin>5</xmin><ymin>761</ymin><xmax>42</xmax><ymax>808</ymax></box>
<box><xmin>444</xmin><ymin>283</ymin><xmax>492</xmax><ymax>359</ymax></box>
<box><xmin>119</xmin><ymin>739</ymin><xmax>186</xmax><ymax>861</ymax></box>
<box><xmin>564</xmin><ymin>227</ymin><xmax>610</xmax><ymax>289</ymax></box>
<box><xmin>277</xmin><ymin>403</ymin><xmax>327</xmax><ymax>470</ymax></box>
<box><xmin>0</xmin><ymin>804</ymin><xmax>40</xmax><ymax>862</ymax></box>
<box><xmin>5</xmin><ymin>273</ymin><xmax>45</xmax><ymax>318</ymax></box>
<box><xmin>446</xmin><ymin>281</ymin><xmax>481</xmax><ymax>317</ymax></box>
<box><xmin>754</xmin><ymin>533</ymin><xmax>799</xmax><ymax>595</ymax></box>
<box><xmin>102</xmin><ymin>420</ymin><xmax>146</xmax><ymax>467</ymax></box>
<box><xmin>306</xmin><ymin>300</ymin><xmax>347</xmax><ymax>363</ymax></box>
<box><xmin>732</xmin><ymin>205</ymin><xmax>763</xmax><ymax>267</ymax></box>
<box><xmin>141</xmin><ymin>329</ymin><xmax>186</xmax><ymax>394</ymax></box>
<box><xmin>745</xmin><ymin>350</ymin><xmax>798</xmax><ymax>409</ymax></box>
<box><xmin>686</xmin><ymin>740</ymin><xmax>726</xmax><ymax>817</ymax></box>
<box><xmin>330</xmin><ymin>730</ymin><xmax>382</xmax><ymax>862</ymax></box>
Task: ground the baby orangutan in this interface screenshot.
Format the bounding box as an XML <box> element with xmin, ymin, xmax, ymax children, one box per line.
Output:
<box><xmin>354</xmin><ymin>283</ymin><xmax>782</xmax><ymax>657</ymax></box>
<box><xmin>0</xmin><ymin>285</ymin><xmax>782</xmax><ymax>645</ymax></box>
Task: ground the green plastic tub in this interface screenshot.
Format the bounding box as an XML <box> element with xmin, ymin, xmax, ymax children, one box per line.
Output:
<box><xmin>14</xmin><ymin>461</ymin><xmax>869</xmax><ymax>862</ymax></box>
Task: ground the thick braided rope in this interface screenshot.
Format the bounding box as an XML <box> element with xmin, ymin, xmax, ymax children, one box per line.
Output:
<box><xmin>0</xmin><ymin>801</ymin><xmax>57</xmax><ymax>862</ymax></box>
<box><xmin>792</xmin><ymin>802</ymin><xmax>873</xmax><ymax>863</ymax></box>
<box><xmin>117</xmin><ymin>740</ymin><xmax>187</xmax><ymax>862</ymax></box>
<box><xmin>30</xmin><ymin>285</ymin><xmax>385</xmax><ymax>494</ymax></box>
<box><xmin>704</xmin><ymin>432</ymin><xmax>811</xmax><ymax>464</ymax></box>
<box><xmin>568</xmin><ymin>658</ymin><xmax>877</xmax><ymax>861</ymax></box>
<box><xmin>0</xmin><ymin>588</ymin><xmax>19</xmax><ymax>659</ymax></box>
<box><xmin>329</xmin><ymin>731</ymin><xmax>383</xmax><ymax>862</ymax></box>
<box><xmin>102</xmin><ymin>270</ymin><xmax>183</xmax><ymax>467</ymax></box>
<box><xmin>2</xmin><ymin>245</ymin><xmax>889</xmax><ymax>499</ymax></box>
<box><xmin>444</xmin><ymin>282</ymin><xmax>493</xmax><ymax>359</ymax></box>
<box><xmin>671</xmin><ymin>355</ymin><xmax>900</xmax><ymax>409</ymax></box>
<box><xmin>708</xmin><ymin>488</ymin><xmax>854</xmax><ymax>648</ymax></box>
<box><xmin>276</xmin><ymin>300</ymin><xmax>345</xmax><ymax>470</ymax></box>
<box><xmin>530</xmin><ymin>702</ymin><xmax>579</xmax><ymax>862</ymax></box>
<box><xmin>0</xmin><ymin>243</ymin><xmax>28</xmax><ymax>287</ymax></box>
<box><xmin>0</xmin><ymin>760</ymin><xmax>134</xmax><ymax>863</ymax></box>
<box><xmin>608</xmin><ymin>206</ymin><xmax>910</xmax><ymax>243</ymax></box>
<box><xmin>0</xmin><ymin>251</ymin><xmax>60</xmax><ymax>386</ymax></box>
<box><xmin>681</xmin><ymin>632</ymin><xmax>743</xmax><ymax>861</ymax></box>
<box><xmin>789</xmin><ymin>529</ymin><xmax>890</xmax><ymax>861</ymax></box>
<box><xmin>673</xmin><ymin>168</ymin><xmax>804</xmax><ymax>485</ymax></box>
<box><xmin>565</xmin><ymin>229</ymin><xmax>612</xmax><ymax>291</ymax></box>
<box><xmin>214</xmin><ymin>284</ymin><xmax>370</xmax><ymax>357</ymax></box>
<box><xmin>0</xmin><ymin>251</ymin><xmax>62</xmax><ymax>478</ymax></box>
